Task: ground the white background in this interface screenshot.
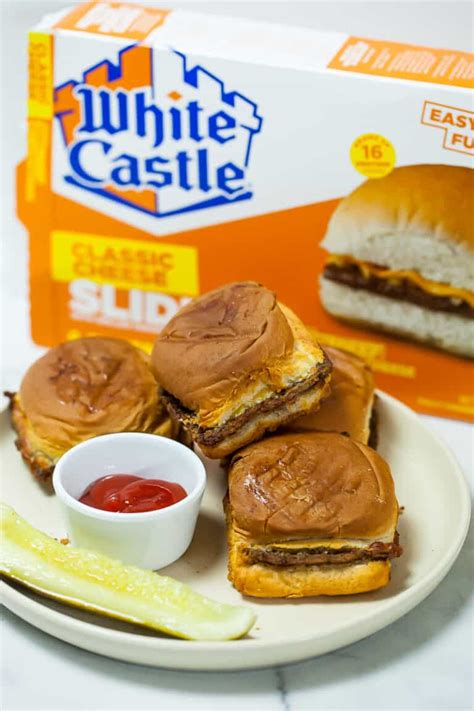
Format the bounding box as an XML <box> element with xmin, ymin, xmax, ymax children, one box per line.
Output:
<box><xmin>1</xmin><ymin>2</ymin><xmax>473</xmax><ymax>710</ymax></box>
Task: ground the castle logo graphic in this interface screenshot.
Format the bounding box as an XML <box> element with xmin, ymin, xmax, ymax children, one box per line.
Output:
<box><xmin>54</xmin><ymin>44</ymin><xmax>263</xmax><ymax>217</ymax></box>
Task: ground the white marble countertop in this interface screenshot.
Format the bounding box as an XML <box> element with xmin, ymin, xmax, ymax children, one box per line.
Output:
<box><xmin>1</xmin><ymin>2</ymin><xmax>473</xmax><ymax>709</ymax></box>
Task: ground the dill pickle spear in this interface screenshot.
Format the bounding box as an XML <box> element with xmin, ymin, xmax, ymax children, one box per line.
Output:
<box><xmin>0</xmin><ymin>503</ymin><xmax>255</xmax><ymax>641</ymax></box>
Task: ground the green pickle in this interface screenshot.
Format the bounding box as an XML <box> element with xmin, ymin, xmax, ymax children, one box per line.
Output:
<box><xmin>0</xmin><ymin>503</ymin><xmax>256</xmax><ymax>641</ymax></box>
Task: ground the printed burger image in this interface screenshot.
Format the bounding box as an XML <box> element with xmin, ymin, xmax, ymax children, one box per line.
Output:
<box><xmin>320</xmin><ymin>165</ymin><xmax>474</xmax><ymax>359</ymax></box>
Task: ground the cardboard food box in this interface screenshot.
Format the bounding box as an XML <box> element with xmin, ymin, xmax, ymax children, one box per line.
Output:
<box><xmin>18</xmin><ymin>1</ymin><xmax>474</xmax><ymax>421</ymax></box>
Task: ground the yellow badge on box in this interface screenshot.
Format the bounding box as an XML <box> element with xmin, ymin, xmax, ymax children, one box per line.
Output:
<box><xmin>50</xmin><ymin>232</ymin><xmax>199</xmax><ymax>296</ymax></box>
<box><xmin>350</xmin><ymin>133</ymin><xmax>396</xmax><ymax>179</ymax></box>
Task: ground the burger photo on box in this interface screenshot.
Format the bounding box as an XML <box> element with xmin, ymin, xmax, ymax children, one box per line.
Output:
<box><xmin>320</xmin><ymin>164</ymin><xmax>474</xmax><ymax>358</ymax></box>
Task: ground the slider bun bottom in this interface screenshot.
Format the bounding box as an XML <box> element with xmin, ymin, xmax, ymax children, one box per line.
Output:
<box><xmin>227</xmin><ymin>520</ymin><xmax>390</xmax><ymax>598</ymax></box>
<box><xmin>321</xmin><ymin>279</ymin><xmax>474</xmax><ymax>359</ymax></box>
<box><xmin>9</xmin><ymin>394</ymin><xmax>59</xmax><ymax>481</ymax></box>
<box><xmin>198</xmin><ymin>381</ymin><xmax>330</xmax><ymax>459</ymax></box>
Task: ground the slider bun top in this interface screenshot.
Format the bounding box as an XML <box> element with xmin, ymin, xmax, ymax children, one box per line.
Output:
<box><xmin>151</xmin><ymin>281</ymin><xmax>326</xmax><ymax>418</ymax></box>
<box><xmin>228</xmin><ymin>432</ymin><xmax>398</xmax><ymax>543</ymax></box>
<box><xmin>288</xmin><ymin>345</ymin><xmax>374</xmax><ymax>443</ymax></box>
<box><xmin>19</xmin><ymin>337</ymin><xmax>166</xmax><ymax>450</ymax></box>
<box><xmin>322</xmin><ymin>164</ymin><xmax>474</xmax><ymax>290</ymax></box>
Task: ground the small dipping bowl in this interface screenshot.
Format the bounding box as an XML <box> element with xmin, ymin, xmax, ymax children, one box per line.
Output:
<box><xmin>53</xmin><ymin>433</ymin><xmax>206</xmax><ymax>570</ymax></box>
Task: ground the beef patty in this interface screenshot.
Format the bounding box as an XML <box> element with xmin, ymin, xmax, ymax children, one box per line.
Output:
<box><xmin>245</xmin><ymin>533</ymin><xmax>402</xmax><ymax>567</ymax></box>
<box><xmin>324</xmin><ymin>263</ymin><xmax>474</xmax><ymax>319</ymax></box>
<box><xmin>162</xmin><ymin>357</ymin><xmax>332</xmax><ymax>446</ymax></box>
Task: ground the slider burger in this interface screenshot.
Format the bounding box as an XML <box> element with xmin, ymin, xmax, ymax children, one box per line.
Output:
<box><xmin>6</xmin><ymin>337</ymin><xmax>174</xmax><ymax>481</ymax></box>
<box><xmin>320</xmin><ymin>164</ymin><xmax>474</xmax><ymax>358</ymax></box>
<box><xmin>286</xmin><ymin>345</ymin><xmax>377</xmax><ymax>446</ymax></box>
<box><xmin>226</xmin><ymin>432</ymin><xmax>402</xmax><ymax>597</ymax></box>
<box><xmin>151</xmin><ymin>281</ymin><xmax>332</xmax><ymax>459</ymax></box>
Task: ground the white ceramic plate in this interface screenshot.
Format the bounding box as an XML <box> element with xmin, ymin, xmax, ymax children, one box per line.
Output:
<box><xmin>1</xmin><ymin>392</ymin><xmax>470</xmax><ymax>671</ymax></box>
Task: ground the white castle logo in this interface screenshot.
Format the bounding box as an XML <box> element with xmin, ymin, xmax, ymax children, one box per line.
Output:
<box><xmin>54</xmin><ymin>46</ymin><xmax>263</xmax><ymax>217</ymax></box>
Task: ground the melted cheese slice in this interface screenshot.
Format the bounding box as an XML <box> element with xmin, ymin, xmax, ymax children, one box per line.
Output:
<box><xmin>257</xmin><ymin>534</ymin><xmax>396</xmax><ymax>550</ymax></box>
<box><xmin>327</xmin><ymin>255</ymin><xmax>474</xmax><ymax>308</ymax></box>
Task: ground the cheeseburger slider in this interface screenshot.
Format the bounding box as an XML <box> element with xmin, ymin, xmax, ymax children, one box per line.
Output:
<box><xmin>320</xmin><ymin>164</ymin><xmax>474</xmax><ymax>358</ymax></box>
<box><xmin>151</xmin><ymin>282</ymin><xmax>332</xmax><ymax>459</ymax></box>
<box><xmin>226</xmin><ymin>432</ymin><xmax>402</xmax><ymax>597</ymax></box>
<box><xmin>6</xmin><ymin>337</ymin><xmax>174</xmax><ymax>481</ymax></box>
<box><xmin>286</xmin><ymin>345</ymin><xmax>377</xmax><ymax>446</ymax></box>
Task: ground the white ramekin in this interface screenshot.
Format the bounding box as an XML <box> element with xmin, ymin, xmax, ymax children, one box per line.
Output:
<box><xmin>52</xmin><ymin>433</ymin><xmax>206</xmax><ymax>570</ymax></box>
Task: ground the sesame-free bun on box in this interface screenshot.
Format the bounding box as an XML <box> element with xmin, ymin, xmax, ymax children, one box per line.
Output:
<box><xmin>7</xmin><ymin>337</ymin><xmax>175</xmax><ymax>481</ymax></box>
<box><xmin>151</xmin><ymin>282</ymin><xmax>332</xmax><ymax>458</ymax></box>
<box><xmin>286</xmin><ymin>345</ymin><xmax>376</xmax><ymax>446</ymax></box>
<box><xmin>226</xmin><ymin>432</ymin><xmax>401</xmax><ymax>598</ymax></box>
<box><xmin>320</xmin><ymin>165</ymin><xmax>474</xmax><ymax>357</ymax></box>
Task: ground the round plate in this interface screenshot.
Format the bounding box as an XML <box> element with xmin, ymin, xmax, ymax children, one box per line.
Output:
<box><xmin>1</xmin><ymin>392</ymin><xmax>470</xmax><ymax>671</ymax></box>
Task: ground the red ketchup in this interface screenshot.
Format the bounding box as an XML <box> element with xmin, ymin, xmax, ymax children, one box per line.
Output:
<box><xmin>79</xmin><ymin>474</ymin><xmax>187</xmax><ymax>513</ymax></box>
